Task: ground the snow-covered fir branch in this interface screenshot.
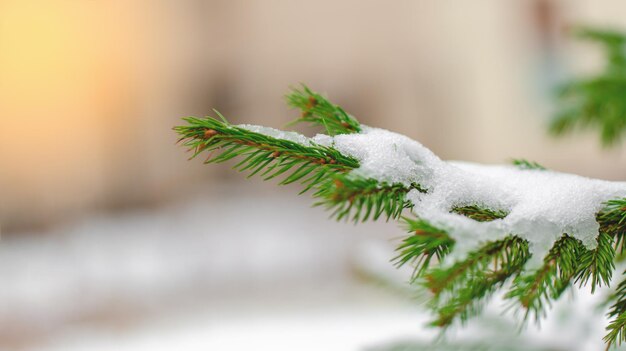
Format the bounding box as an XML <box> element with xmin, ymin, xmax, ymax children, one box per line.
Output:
<box><xmin>175</xmin><ymin>85</ymin><xmax>626</xmax><ymax>348</ymax></box>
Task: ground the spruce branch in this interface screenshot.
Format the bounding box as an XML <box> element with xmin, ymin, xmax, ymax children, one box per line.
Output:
<box><xmin>606</xmin><ymin>313</ymin><xmax>626</xmax><ymax>349</ymax></box>
<box><xmin>313</xmin><ymin>176</ymin><xmax>423</xmax><ymax>222</ymax></box>
<box><xmin>575</xmin><ymin>28</ymin><xmax>626</xmax><ymax>71</ymax></box>
<box><xmin>286</xmin><ymin>85</ymin><xmax>361</xmax><ymax>135</ymax></box>
<box><xmin>424</xmin><ymin>236</ymin><xmax>527</xmax><ymax>299</ymax></box>
<box><xmin>175</xmin><ymin>116</ymin><xmax>358</xmax><ymax>192</ymax></box>
<box><xmin>551</xmin><ymin>26</ymin><xmax>626</xmax><ymax>147</ymax></box>
<box><xmin>598</xmin><ymin>198</ymin><xmax>626</xmax><ymax>255</ymax></box>
<box><xmin>505</xmin><ymin>235</ymin><xmax>585</xmax><ymax>322</ymax></box>
<box><xmin>575</xmin><ymin>231</ymin><xmax>615</xmax><ymax>293</ymax></box>
<box><xmin>427</xmin><ymin>236</ymin><xmax>530</xmax><ymax>327</ymax></box>
<box><xmin>175</xmin><ymin>85</ymin><xmax>626</xmax><ymax>347</ymax></box>
<box><xmin>175</xmin><ymin>113</ymin><xmax>424</xmax><ymax>222</ymax></box>
<box><xmin>393</xmin><ymin>218</ymin><xmax>455</xmax><ymax>280</ymax></box>
<box><xmin>451</xmin><ymin>205</ymin><xmax>509</xmax><ymax>222</ymax></box>
<box><xmin>606</xmin><ymin>274</ymin><xmax>626</xmax><ymax>347</ymax></box>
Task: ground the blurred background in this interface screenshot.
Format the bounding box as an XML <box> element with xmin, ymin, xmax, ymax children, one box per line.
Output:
<box><xmin>2</xmin><ymin>1</ymin><xmax>626</xmax><ymax>350</ymax></box>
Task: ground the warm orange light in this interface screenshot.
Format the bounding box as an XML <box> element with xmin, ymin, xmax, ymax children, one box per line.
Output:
<box><xmin>0</xmin><ymin>0</ymin><xmax>150</xmax><ymax>222</ymax></box>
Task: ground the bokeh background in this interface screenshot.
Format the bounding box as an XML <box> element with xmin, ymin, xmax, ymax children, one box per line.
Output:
<box><xmin>2</xmin><ymin>1</ymin><xmax>626</xmax><ymax>350</ymax></box>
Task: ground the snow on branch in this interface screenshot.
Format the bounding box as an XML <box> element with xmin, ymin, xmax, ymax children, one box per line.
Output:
<box><xmin>175</xmin><ymin>85</ymin><xmax>626</xmax><ymax>348</ymax></box>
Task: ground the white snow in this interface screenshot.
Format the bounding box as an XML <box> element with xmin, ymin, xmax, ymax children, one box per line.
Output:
<box><xmin>243</xmin><ymin>124</ymin><xmax>626</xmax><ymax>263</ymax></box>
<box><xmin>313</xmin><ymin>127</ymin><xmax>442</xmax><ymax>188</ymax></box>
<box><xmin>239</xmin><ymin>124</ymin><xmax>313</xmax><ymax>146</ymax></box>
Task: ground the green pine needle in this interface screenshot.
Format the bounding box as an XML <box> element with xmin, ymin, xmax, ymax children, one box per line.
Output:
<box><xmin>605</xmin><ymin>313</ymin><xmax>626</xmax><ymax>348</ymax></box>
<box><xmin>505</xmin><ymin>235</ymin><xmax>585</xmax><ymax>322</ymax></box>
<box><xmin>606</xmin><ymin>274</ymin><xmax>626</xmax><ymax>347</ymax></box>
<box><xmin>425</xmin><ymin>236</ymin><xmax>527</xmax><ymax>297</ymax></box>
<box><xmin>598</xmin><ymin>198</ymin><xmax>626</xmax><ymax>255</ymax></box>
<box><xmin>511</xmin><ymin>159</ymin><xmax>546</xmax><ymax>171</ymax></box>
<box><xmin>314</xmin><ymin>177</ymin><xmax>424</xmax><ymax>222</ymax></box>
<box><xmin>575</xmin><ymin>231</ymin><xmax>615</xmax><ymax>293</ymax></box>
<box><xmin>175</xmin><ymin>116</ymin><xmax>358</xmax><ymax>191</ymax></box>
<box><xmin>393</xmin><ymin>218</ymin><xmax>455</xmax><ymax>280</ymax></box>
<box><xmin>286</xmin><ymin>85</ymin><xmax>361</xmax><ymax>135</ymax></box>
<box><xmin>427</xmin><ymin>236</ymin><xmax>530</xmax><ymax>327</ymax></box>
<box><xmin>451</xmin><ymin>205</ymin><xmax>509</xmax><ymax>222</ymax></box>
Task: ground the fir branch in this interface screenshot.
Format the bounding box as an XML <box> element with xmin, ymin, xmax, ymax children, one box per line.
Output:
<box><xmin>551</xmin><ymin>27</ymin><xmax>626</xmax><ymax>147</ymax></box>
<box><xmin>426</xmin><ymin>237</ymin><xmax>526</xmax><ymax>296</ymax></box>
<box><xmin>604</xmin><ymin>272</ymin><xmax>626</xmax><ymax>349</ymax></box>
<box><xmin>575</xmin><ymin>231</ymin><xmax>615</xmax><ymax>293</ymax></box>
<box><xmin>505</xmin><ymin>235</ymin><xmax>584</xmax><ymax>322</ymax></box>
<box><xmin>286</xmin><ymin>85</ymin><xmax>361</xmax><ymax>135</ymax></box>
<box><xmin>575</xmin><ymin>27</ymin><xmax>626</xmax><ymax>70</ymax></box>
<box><xmin>175</xmin><ymin>87</ymin><xmax>626</xmax><ymax>347</ymax></box>
<box><xmin>427</xmin><ymin>236</ymin><xmax>530</xmax><ymax>327</ymax></box>
<box><xmin>314</xmin><ymin>176</ymin><xmax>424</xmax><ymax>222</ymax></box>
<box><xmin>605</xmin><ymin>273</ymin><xmax>626</xmax><ymax>347</ymax></box>
<box><xmin>598</xmin><ymin>198</ymin><xmax>626</xmax><ymax>255</ymax></box>
<box><xmin>605</xmin><ymin>313</ymin><xmax>626</xmax><ymax>349</ymax></box>
<box><xmin>432</xmin><ymin>268</ymin><xmax>514</xmax><ymax>328</ymax></box>
<box><xmin>511</xmin><ymin>159</ymin><xmax>546</xmax><ymax>171</ymax></box>
<box><xmin>176</xmin><ymin>115</ymin><xmax>421</xmax><ymax>221</ymax></box>
<box><xmin>175</xmin><ymin>116</ymin><xmax>358</xmax><ymax>191</ymax></box>
<box><xmin>451</xmin><ymin>205</ymin><xmax>509</xmax><ymax>222</ymax></box>
<box><xmin>393</xmin><ymin>218</ymin><xmax>455</xmax><ymax>280</ymax></box>
<box><xmin>594</xmin><ymin>198</ymin><xmax>626</xmax><ymax>348</ymax></box>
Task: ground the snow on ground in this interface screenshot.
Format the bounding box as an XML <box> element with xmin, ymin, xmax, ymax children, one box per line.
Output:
<box><xmin>33</xmin><ymin>286</ymin><xmax>431</xmax><ymax>351</ymax></box>
<box><xmin>0</xmin><ymin>183</ymin><xmax>422</xmax><ymax>350</ymax></box>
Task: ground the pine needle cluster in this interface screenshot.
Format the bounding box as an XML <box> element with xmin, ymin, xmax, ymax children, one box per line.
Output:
<box><xmin>175</xmin><ymin>85</ymin><xmax>626</xmax><ymax>348</ymax></box>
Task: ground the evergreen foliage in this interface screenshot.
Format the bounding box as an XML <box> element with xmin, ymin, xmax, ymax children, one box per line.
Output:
<box><xmin>175</xmin><ymin>115</ymin><xmax>358</xmax><ymax>194</ymax></box>
<box><xmin>505</xmin><ymin>235</ymin><xmax>584</xmax><ymax>322</ymax></box>
<box><xmin>450</xmin><ymin>205</ymin><xmax>509</xmax><ymax>222</ymax></box>
<box><xmin>426</xmin><ymin>236</ymin><xmax>530</xmax><ymax>327</ymax></box>
<box><xmin>286</xmin><ymin>85</ymin><xmax>361</xmax><ymax>135</ymax></box>
<box><xmin>394</xmin><ymin>218</ymin><xmax>454</xmax><ymax>280</ymax></box>
<box><xmin>176</xmin><ymin>85</ymin><xmax>626</xmax><ymax>348</ymax></box>
<box><xmin>511</xmin><ymin>159</ymin><xmax>546</xmax><ymax>171</ymax></box>
<box><xmin>575</xmin><ymin>231</ymin><xmax>615</xmax><ymax>293</ymax></box>
<box><xmin>313</xmin><ymin>177</ymin><xmax>420</xmax><ymax>222</ymax></box>
<box><xmin>607</xmin><ymin>276</ymin><xmax>626</xmax><ymax>346</ymax></box>
<box><xmin>551</xmin><ymin>27</ymin><xmax>626</xmax><ymax>147</ymax></box>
